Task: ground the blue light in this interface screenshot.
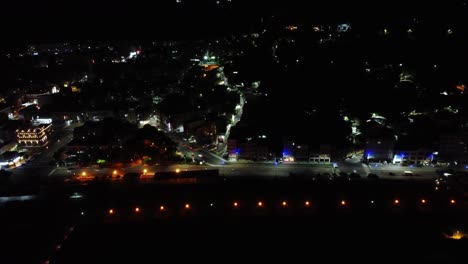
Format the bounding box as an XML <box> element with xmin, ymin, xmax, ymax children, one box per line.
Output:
<box><xmin>274</xmin><ymin>162</ymin><xmax>278</xmax><ymax>166</ymax></box>
<box><xmin>410</xmin><ymin>164</ymin><xmax>414</xmax><ymax>168</ymax></box>
<box><xmin>465</xmin><ymin>165</ymin><xmax>468</xmax><ymax>169</ymax></box>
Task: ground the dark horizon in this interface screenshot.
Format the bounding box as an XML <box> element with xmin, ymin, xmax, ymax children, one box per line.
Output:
<box><xmin>1</xmin><ymin>0</ymin><xmax>466</xmax><ymax>45</ymax></box>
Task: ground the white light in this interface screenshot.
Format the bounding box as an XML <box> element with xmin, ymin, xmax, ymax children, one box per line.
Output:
<box><xmin>70</xmin><ymin>192</ymin><xmax>83</xmax><ymax>199</ymax></box>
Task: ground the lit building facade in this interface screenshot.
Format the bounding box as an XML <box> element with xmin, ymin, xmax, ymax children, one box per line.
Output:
<box><xmin>16</xmin><ymin>124</ymin><xmax>52</xmax><ymax>147</ymax></box>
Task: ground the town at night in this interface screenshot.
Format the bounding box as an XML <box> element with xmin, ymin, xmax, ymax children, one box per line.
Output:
<box><xmin>0</xmin><ymin>1</ymin><xmax>467</xmax><ymax>262</ymax></box>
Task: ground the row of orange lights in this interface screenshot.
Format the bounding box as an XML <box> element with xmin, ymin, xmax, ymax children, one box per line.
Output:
<box><xmin>390</xmin><ymin>199</ymin><xmax>456</xmax><ymax>205</ymax></box>
<box><xmin>107</xmin><ymin>168</ymin><xmax>180</xmax><ymax>176</ymax></box>
<box><xmin>106</xmin><ymin>199</ymin><xmax>458</xmax><ymax>215</ymax></box>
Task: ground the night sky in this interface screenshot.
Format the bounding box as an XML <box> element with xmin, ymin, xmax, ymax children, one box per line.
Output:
<box><xmin>1</xmin><ymin>0</ymin><xmax>465</xmax><ymax>44</ymax></box>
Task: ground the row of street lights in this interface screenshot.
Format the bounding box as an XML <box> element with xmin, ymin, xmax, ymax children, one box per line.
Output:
<box><xmin>105</xmin><ymin>198</ymin><xmax>459</xmax><ymax>215</ymax></box>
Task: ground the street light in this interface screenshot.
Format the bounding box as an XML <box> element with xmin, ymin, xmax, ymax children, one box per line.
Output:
<box><xmin>113</xmin><ymin>170</ymin><xmax>117</xmax><ymax>176</ymax></box>
<box><xmin>176</xmin><ymin>168</ymin><xmax>180</xmax><ymax>173</ymax></box>
<box><xmin>143</xmin><ymin>169</ymin><xmax>147</xmax><ymax>175</ymax></box>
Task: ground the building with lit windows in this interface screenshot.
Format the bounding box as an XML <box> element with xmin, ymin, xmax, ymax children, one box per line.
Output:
<box><xmin>16</xmin><ymin>124</ymin><xmax>52</xmax><ymax>147</ymax></box>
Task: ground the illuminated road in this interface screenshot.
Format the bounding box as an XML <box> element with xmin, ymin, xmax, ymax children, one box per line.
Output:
<box><xmin>44</xmin><ymin>161</ymin><xmax>442</xmax><ymax>183</ymax></box>
<box><xmin>6</xmin><ymin>122</ymin><xmax>446</xmax><ymax>184</ymax></box>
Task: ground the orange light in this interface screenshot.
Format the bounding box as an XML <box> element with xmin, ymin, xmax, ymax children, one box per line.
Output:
<box><xmin>305</xmin><ymin>201</ymin><xmax>310</xmax><ymax>207</ymax></box>
<box><xmin>185</xmin><ymin>203</ymin><xmax>190</xmax><ymax>209</ymax></box>
<box><xmin>257</xmin><ymin>201</ymin><xmax>263</xmax><ymax>207</ymax></box>
<box><xmin>394</xmin><ymin>199</ymin><xmax>400</xmax><ymax>205</ymax></box>
<box><xmin>81</xmin><ymin>171</ymin><xmax>86</xmax><ymax>176</ymax></box>
<box><xmin>113</xmin><ymin>170</ymin><xmax>117</xmax><ymax>175</ymax></box>
<box><xmin>456</xmin><ymin>84</ymin><xmax>465</xmax><ymax>92</ymax></box>
<box><xmin>135</xmin><ymin>207</ymin><xmax>140</xmax><ymax>213</ymax></box>
<box><xmin>143</xmin><ymin>169</ymin><xmax>147</xmax><ymax>174</ymax></box>
<box><xmin>421</xmin><ymin>199</ymin><xmax>426</xmax><ymax>204</ymax></box>
<box><xmin>341</xmin><ymin>200</ymin><xmax>346</xmax><ymax>206</ymax></box>
<box><xmin>176</xmin><ymin>168</ymin><xmax>180</xmax><ymax>173</ymax></box>
<box><xmin>282</xmin><ymin>201</ymin><xmax>287</xmax><ymax>207</ymax></box>
<box><xmin>451</xmin><ymin>199</ymin><xmax>456</xmax><ymax>204</ymax></box>
<box><xmin>160</xmin><ymin>205</ymin><xmax>165</xmax><ymax>211</ymax></box>
<box><xmin>233</xmin><ymin>202</ymin><xmax>238</xmax><ymax>207</ymax></box>
<box><xmin>108</xmin><ymin>209</ymin><xmax>114</xmax><ymax>215</ymax></box>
